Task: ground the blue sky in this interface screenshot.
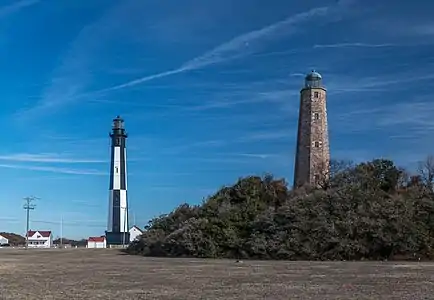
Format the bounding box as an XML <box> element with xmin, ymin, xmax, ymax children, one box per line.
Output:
<box><xmin>0</xmin><ymin>0</ymin><xmax>433</xmax><ymax>239</ymax></box>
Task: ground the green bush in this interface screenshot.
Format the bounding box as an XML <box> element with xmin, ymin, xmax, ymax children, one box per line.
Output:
<box><xmin>127</xmin><ymin>158</ymin><xmax>434</xmax><ymax>260</ymax></box>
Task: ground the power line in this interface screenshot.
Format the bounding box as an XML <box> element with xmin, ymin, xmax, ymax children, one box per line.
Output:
<box><xmin>2</xmin><ymin>216</ymin><xmax>145</xmax><ymax>228</ymax></box>
<box><xmin>23</xmin><ymin>195</ymin><xmax>39</xmax><ymax>250</ymax></box>
<box><xmin>32</xmin><ymin>220</ymin><xmax>106</xmax><ymax>227</ymax></box>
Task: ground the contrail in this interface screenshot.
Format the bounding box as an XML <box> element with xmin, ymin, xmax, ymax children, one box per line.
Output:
<box><xmin>95</xmin><ymin>4</ymin><xmax>344</xmax><ymax>94</ymax></box>
<box><xmin>0</xmin><ymin>0</ymin><xmax>40</xmax><ymax>17</ymax></box>
<box><xmin>97</xmin><ymin>68</ymin><xmax>190</xmax><ymax>93</ymax></box>
<box><xmin>314</xmin><ymin>43</ymin><xmax>395</xmax><ymax>49</ymax></box>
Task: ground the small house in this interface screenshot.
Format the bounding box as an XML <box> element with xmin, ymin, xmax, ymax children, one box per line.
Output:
<box><xmin>87</xmin><ymin>236</ymin><xmax>106</xmax><ymax>248</ymax></box>
<box><xmin>0</xmin><ymin>234</ymin><xmax>9</xmax><ymax>246</ymax></box>
<box><xmin>129</xmin><ymin>225</ymin><xmax>143</xmax><ymax>242</ymax></box>
<box><xmin>27</xmin><ymin>230</ymin><xmax>52</xmax><ymax>248</ymax></box>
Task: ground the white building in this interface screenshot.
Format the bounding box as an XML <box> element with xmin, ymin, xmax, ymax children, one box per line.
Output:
<box><xmin>129</xmin><ymin>226</ymin><xmax>143</xmax><ymax>242</ymax></box>
<box><xmin>87</xmin><ymin>236</ymin><xmax>106</xmax><ymax>248</ymax></box>
<box><xmin>0</xmin><ymin>234</ymin><xmax>9</xmax><ymax>245</ymax></box>
<box><xmin>27</xmin><ymin>230</ymin><xmax>52</xmax><ymax>248</ymax></box>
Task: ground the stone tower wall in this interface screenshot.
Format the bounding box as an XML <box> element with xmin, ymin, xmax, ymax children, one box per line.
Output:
<box><xmin>294</xmin><ymin>87</ymin><xmax>330</xmax><ymax>187</ymax></box>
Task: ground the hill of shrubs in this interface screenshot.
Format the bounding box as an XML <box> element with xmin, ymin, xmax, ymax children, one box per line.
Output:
<box><xmin>126</xmin><ymin>157</ymin><xmax>434</xmax><ymax>260</ymax></box>
<box><xmin>0</xmin><ymin>232</ymin><xmax>25</xmax><ymax>246</ymax></box>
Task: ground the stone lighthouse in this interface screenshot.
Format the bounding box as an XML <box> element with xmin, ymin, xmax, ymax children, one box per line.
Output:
<box><xmin>293</xmin><ymin>70</ymin><xmax>330</xmax><ymax>187</ymax></box>
<box><xmin>106</xmin><ymin>115</ymin><xmax>130</xmax><ymax>246</ymax></box>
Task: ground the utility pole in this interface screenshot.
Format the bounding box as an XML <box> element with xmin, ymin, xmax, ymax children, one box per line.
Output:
<box><xmin>23</xmin><ymin>196</ymin><xmax>39</xmax><ymax>250</ymax></box>
<box><xmin>60</xmin><ymin>214</ymin><xmax>63</xmax><ymax>249</ymax></box>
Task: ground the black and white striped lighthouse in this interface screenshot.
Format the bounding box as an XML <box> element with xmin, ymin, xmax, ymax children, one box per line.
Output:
<box><xmin>105</xmin><ymin>115</ymin><xmax>130</xmax><ymax>246</ymax></box>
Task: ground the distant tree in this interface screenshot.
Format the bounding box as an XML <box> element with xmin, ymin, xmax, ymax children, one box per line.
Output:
<box><xmin>418</xmin><ymin>155</ymin><xmax>434</xmax><ymax>191</ymax></box>
<box><xmin>53</xmin><ymin>237</ymin><xmax>87</xmax><ymax>247</ymax></box>
<box><xmin>318</xmin><ymin>159</ymin><xmax>353</xmax><ymax>189</ymax></box>
<box><xmin>409</xmin><ymin>175</ymin><xmax>423</xmax><ymax>187</ymax></box>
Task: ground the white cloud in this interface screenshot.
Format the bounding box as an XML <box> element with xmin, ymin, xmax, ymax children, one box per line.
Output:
<box><xmin>240</xmin><ymin>130</ymin><xmax>293</xmax><ymax>142</ymax></box>
<box><xmin>314</xmin><ymin>43</ymin><xmax>395</xmax><ymax>49</ymax></box>
<box><xmin>159</xmin><ymin>129</ymin><xmax>293</xmax><ymax>156</ymax></box>
<box><xmin>183</xmin><ymin>88</ymin><xmax>298</xmax><ymax>112</ymax></box>
<box><xmin>377</xmin><ymin>101</ymin><xmax>434</xmax><ymax>129</ymax></box>
<box><xmin>411</xmin><ymin>24</ymin><xmax>434</xmax><ymax>36</ymax></box>
<box><xmin>0</xmin><ymin>153</ymin><xmax>105</xmax><ymax>163</ymax></box>
<box><xmin>326</xmin><ymin>72</ymin><xmax>434</xmax><ymax>95</ymax></box>
<box><xmin>233</xmin><ymin>153</ymin><xmax>286</xmax><ymax>159</ymax></box>
<box><xmin>0</xmin><ymin>163</ymin><xmax>105</xmax><ymax>175</ymax></box>
<box><xmin>162</xmin><ymin>140</ymin><xmax>227</xmax><ymax>155</ymax></box>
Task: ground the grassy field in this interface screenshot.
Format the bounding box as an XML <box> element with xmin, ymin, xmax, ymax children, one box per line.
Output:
<box><xmin>0</xmin><ymin>248</ymin><xmax>433</xmax><ymax>299</ymax></box>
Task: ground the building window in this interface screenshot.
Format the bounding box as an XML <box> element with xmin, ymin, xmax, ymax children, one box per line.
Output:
<box><xmin>314</xmin><ymin>113</ymin><xmax>320</xmax><ymax>120</ymax></box>
<box><xmin>314</xmin><ymin>91</ymin><xmax>319</xmax><ymax>98</ymax></box>
<box><xmin>314</xmin><ymin>141</ymin><xmax>320</xmax><ymax>147</ymax></box>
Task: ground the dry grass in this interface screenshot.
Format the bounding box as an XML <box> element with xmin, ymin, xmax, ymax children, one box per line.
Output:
<box><xmin>0</xmin><ymin>248</ymin><xmax>433</xmax><ymax>299</ymax></box>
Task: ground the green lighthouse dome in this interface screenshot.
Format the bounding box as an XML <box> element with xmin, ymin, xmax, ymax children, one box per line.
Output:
<box><xmin>304</xmin><ymin>70</ymin><xmax>323</xmax><ymax>88</ymax></box>
<box><xmin>306</xmin><ymin>70</ymin><xmax>322</xmax><ymax>80</ymax></box>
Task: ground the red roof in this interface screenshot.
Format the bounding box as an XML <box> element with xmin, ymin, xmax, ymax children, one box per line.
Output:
<box><xmin>88</xmin><ymin>236</ymin><xmax>105</xmax><ymax>242</ymax></box>
<box><xmin>27</xmin><ymin>230</ymin><xmax>51</xmax><ymax>238</ymax></box>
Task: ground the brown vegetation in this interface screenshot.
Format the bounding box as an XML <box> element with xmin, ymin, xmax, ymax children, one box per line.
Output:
<box><xmin>127</xmin><ymin>157</ymin><xmax>434</xmax><ymax>261</ymax></box>
<box><xmin>0</xmin><ymin>248</ymin><xmax>433</xmax><ymax>299</ymax></box>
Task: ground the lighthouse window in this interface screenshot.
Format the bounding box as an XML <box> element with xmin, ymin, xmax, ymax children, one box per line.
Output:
<box><xmin>116</xmin><ymin>138</ymin><xmax>121</xmax><ymax>145</ymax></box>
<box><xmin>314</xmin><ymin>113</ymin><xmax>320</xmax><ymax>120</ymax></box>
<box><xmin>314</xmin><ymin>92</ymin><xmax>319</xmax><ymax>98</ymax></box>
<box><xmin>314</xmin><ymin>141</ymin><xmax>320</xmax><ymax>147</ymax></box>
<box><xmin>115</xmin><ymin>166</ymin><xmax>119</xmax><ymax>173</ymax></box>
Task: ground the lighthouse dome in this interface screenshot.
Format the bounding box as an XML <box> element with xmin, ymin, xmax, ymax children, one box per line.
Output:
<box><xmin>305</xmin><ymin>70</ymin><xmax>322</xmax><ymax>80</ymax></box>
<box><xmin>304</xmin><ymin>70</ymin><xmax>323</xmax><ymax>88</ymax></box>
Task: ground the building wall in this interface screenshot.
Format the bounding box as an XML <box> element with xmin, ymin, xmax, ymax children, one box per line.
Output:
<box><xmin>87</xmin><ymin>241</ymin><xmax>106</xmax><ymax>248</ymax></box>
<box><xmin>0</xmin><ymin>235</ymin><xmax>9</xmax><ymax>245</ymax></box>
<box><xmin>294</xmin><ymin>87</ymin><xmax>330</xmax><ymax>187</ymax></box>
<box><xmin>107</xmin><ymin>193</ymin><xmax>113</xmax><ymax>231</ymax></box>
<box><xmin>129</xmin><ymin>227</ymin><xmax>142</xmax><ymax>242</ymax></box>
<box><xmin>28</xmin><ymin>237</ymin><xmax>52</xmax><ymax>248</ymax></box>
<box><xmin>108</xmin><ymin>147</ymin><xmax>128</xmax><ymax>233</ymax></box>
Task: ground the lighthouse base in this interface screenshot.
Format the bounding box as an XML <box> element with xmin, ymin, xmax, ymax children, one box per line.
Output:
<box><xmin>105</xmin><ymin>231</ymin><xmax>130</xmax><ymax>246</ymax></box>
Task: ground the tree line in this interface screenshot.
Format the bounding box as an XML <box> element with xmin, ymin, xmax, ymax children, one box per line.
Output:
<box><xmin>126</xmin><ymin>157</ymin><xmax>434</xmax><ymax>260</ymax></box>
